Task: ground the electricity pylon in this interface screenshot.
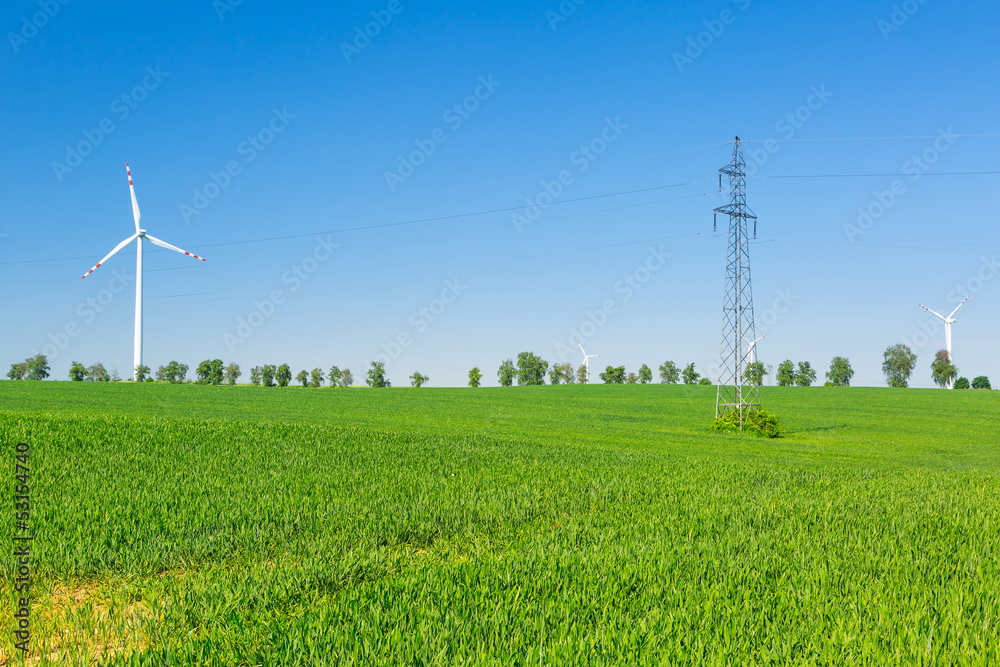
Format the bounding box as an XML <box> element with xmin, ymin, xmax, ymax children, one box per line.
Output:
<box><xmin>713</xmin><ymin>137</ymin><xmax>759</xmax><ymax>428</ymax></box>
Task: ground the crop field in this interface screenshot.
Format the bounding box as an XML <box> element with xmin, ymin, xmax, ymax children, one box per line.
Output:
<box><xmin>2</xmin><ymin>382</ymin><xmax>999</xmax><ymax>665</ymax></box>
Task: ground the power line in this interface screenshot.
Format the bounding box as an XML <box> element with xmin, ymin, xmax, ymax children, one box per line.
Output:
<box><xmin>0</xmin><ymin>180</ymin><xmax>712</xmax><ymax>267</ymax></box>
<box><xmin>754</xmin><ymin>171</ymin><xmax>1000</xmax><ymax>179</ymax></box>
<box><xmin>741</xmin><ymin>133</ymin><xmax>1000</xmax><ymax>143</ymax></box>
<box><xmin>389</xmin><ymin>143</ymin><xmax>729</xmax><ymax>200</ymax></box>
<box><xmin>172</xmin><ymin>241</ymin><xmax>721</xmax><ymax>305</ymax></box>
<box><xmin>4</xmin><ymin>192</ymin><xmax>715</xmax><ymax>288</ymax></box>
<box><xmin>772</xmin><ymin>233</ymin><xmax>997</xmax><ymax>248</ymax></box>
<box><xmin>1</xmin><ymin>233</ymin><xmax>716</xmax><ymax>308</ymax></box>
<box><xmin>752</xmin><ymin>190</ymin><xmax>1000</xmax><ymax>201</ymax></box>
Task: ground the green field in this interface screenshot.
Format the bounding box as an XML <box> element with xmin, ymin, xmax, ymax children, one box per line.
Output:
<box><xmin>2</xmin><ymin>382</ymin><xmax>999</xmax><ymax>665</ymax></box>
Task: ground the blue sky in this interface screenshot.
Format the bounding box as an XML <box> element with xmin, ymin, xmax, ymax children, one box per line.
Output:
<box><xmin>1</xmin><ymin>0</ymin><xmax>997</xmax><ymax>388</ymax></box>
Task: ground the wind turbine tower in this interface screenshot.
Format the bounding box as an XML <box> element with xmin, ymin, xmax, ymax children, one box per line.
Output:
<box><xmin>82</xmin><ymin>164</ymin><xmax>207</xmax><ymax>381</ymax></box>
<box><xmin>713</xmin><ymin>137</ymin><xmax>760</xmax><ymax>428</ymax></box>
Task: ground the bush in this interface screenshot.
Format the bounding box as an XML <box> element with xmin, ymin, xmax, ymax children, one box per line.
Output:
<box><xmin>972</xmin><ymin>376</ymin><xmax>991</xmax><ymax>390</ymax></box>
<box><xmin>711</xmin><ymin>408</ymin><xmax>783</xmax><ymax>438</ymax></box>
<box><xmin>698</xmin><ymin>377</ymin><xmax>712</xmax><ymax>385</ymax></box>
<box><xmin>953</xmin><ymin>377</ymin><xmax>970</xmax><ymax>389</ymax></box>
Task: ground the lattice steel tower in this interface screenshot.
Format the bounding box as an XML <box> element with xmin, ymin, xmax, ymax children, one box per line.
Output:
<box><xmin>713</xmin><ymin>137</ymin><xmax>759</xmax><ymax>426</ymax></box>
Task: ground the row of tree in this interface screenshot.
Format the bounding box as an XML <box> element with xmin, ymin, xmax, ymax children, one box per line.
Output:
<box><xmin>478</xmin><ymin>354</ymin><xmax>712</xmax><ymax>387</ymax></box>
<box><xmin>5</xmin><ymin>351</ymin><xmax>992</xmax><ymax>390</ymax></box>
<box><xmin>883</xmin><ymin>344</ymin><xmax>992</xmax><ymax>389</ymax></box>
<box><xmin>7</xmin><ymin>355</ymin><xmax>50</xmax><ymax>381</ymax></box>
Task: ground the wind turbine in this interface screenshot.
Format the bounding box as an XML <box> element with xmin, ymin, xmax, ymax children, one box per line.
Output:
<box><xmin>81</xmin><ymin>163</ymin><xmax>207</xmax><ymax>381</ymax></box>
<box><xmin>920</xmin><ymin>296</ymin><xmax>970</xmax><ymax>389</ymax></box>
<box><xmin>575</xmin><ymin>338</ymin><xmax>604</xmax><ymax>383</ymax></box>
<box><xmin>743</xmin><ymin>333</ymin><xmax>768</xmax><ymax>364</ymax></box>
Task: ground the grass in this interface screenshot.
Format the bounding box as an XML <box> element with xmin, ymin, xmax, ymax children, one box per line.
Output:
<box><xmin>1</xmin><ymin>382</ymin><xmax>999</xmax><ymax>665</ymax></box>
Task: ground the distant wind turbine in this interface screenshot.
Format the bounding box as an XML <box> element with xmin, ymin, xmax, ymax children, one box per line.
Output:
<box><xmin>575</xmin><ymin>338</ymin><xmax>604</xmax><ymax>383</ymax></box>
<box><xmin>743</xmin><ymin>333</ymin><xmax>768</xmax><ymax>365</ymax></box>
<box><xmin>81</xmin><ymin>163</ymin><xmax>207</xmax><ymax>381</ymax></box>
<box><xmin>919</xmin><ymin>295</ymin><xmax>970</xmax><ymax>389</ymax></box>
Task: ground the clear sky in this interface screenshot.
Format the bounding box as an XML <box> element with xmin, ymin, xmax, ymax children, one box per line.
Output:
<box><xmin>2</xmin><ymin>0</ymin><xmax>997</xmax><ymax>388</ymax></box>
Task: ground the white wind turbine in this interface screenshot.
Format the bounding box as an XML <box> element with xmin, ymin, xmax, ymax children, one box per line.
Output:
<box><xmin>919</xmin><ymin>295</ymin><xmax>970</xmax><ymax>389</ymax></box>
<box><xmin>743</xmin><ymin>333</ymin><xmax>768</xmax><ymax>364</ymax></box>
<box><xmin>575</xmin><ymin>338</ymin><xmax>604</xmax><ymax>383</ymax></box>
<box><xmin>81</xmin><ymin>163</ymin><xmax>207</xmax><ymax>381</ymax></box>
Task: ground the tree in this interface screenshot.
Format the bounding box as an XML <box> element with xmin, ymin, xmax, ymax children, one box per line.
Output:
<box><xmin>776</xmin><ymin>360</ymin><xmax>795</xmax><ymax>387</ymax></box>
<box><xmin>261</xmin><ymin>364</ymin><xmax>276</xmax><ymax>387</ymax></box>
<box><xmin>681</xmin><ymin>363</ymin><xmax>700</xmax><ymax>385</ymax></box>
<box><xmin>972</xmin><ymin>376</ymin><xmax>992</xmax><ymax>390</ymax></box>
<box><xmin>954</xmin><ymin>376</ymin><xmax>970</xmax><ymax>389</ymax></box>
<box><xmin>225</xmin><ymin>363</ymin><xmax>241</xmax><ymax>385</ymax></box>
<box><xmin>155</xmin><ymin>365</ymin><xmax>166</xmax><ymax>382</ymax></box>
<box><xmin>69</xmin><ymin>362</ymin><xmax>87</xmax><ymax>382</ymax></box>
<box><xmin>516</xmin><ymin>352</ymin><xmax>548</xmax><ymax>386</ymax></box>
<box><xmin>882</xmin><ymin>344</ymin><xmax>916</xmax><ymax>388</ymax></box>
<box><xmin>250</xmin><ymin>366</ymin><xmax>262</xmax><ymax>386</ymax></box>
<box><xmin>410</xmin><ymin>371</ymin><xmax>429</xmax><ymax>388</ymax></box>
<box><xmin>930</xmin><ymin>350</ymin><xmax>958</xmax><ymax>389</ymax></box>
<box><xmin>295</xmin><ymin>370</ymin><xmax>309</xmax><ymax>387</ymax></box>
<box><xmin>7</xmin><ymin>362</ymin><xmax>27</xmax><ymax>380</ymax></box>
<box><xmin>795</xmin><ymin>361</ymin><xmax>817</xmax><ymax>387</ymax></box>
<box><xmin>110</xmin><ymin>365</ymin><xmax>121</xmax><ymax>381</ymax></box>
<box><xmin>659</xmin><ymin>361</ymin><xmax>680</xmax><ymax>384</ymax></box>
<box><xmin>197</xmin><ymin>359</ymin><xmax>224</xmax><ymax>385</ymax></box>
<box><xmin>25</xmin><ymin>354</ymin><xmax>50</xmax><ymax>381</ymax></box>
<box><xmin>549</xmin><ymin>362</ymin><xmax>574</xmax><ymax>385</ymax></box>
<box><xmin>745</xmin><ymin>361</ymin><xmax>767</xmax><ymax>386</ymax></box>
<box><xmin>468</xmin><ymin>367</ymin><xmax>482</xmax><ymax>388</ymax></box>
<box><xmin>341</xmin><ymin>369</ymin><xmax>354</xmax><ymax>387</ymax></box>
<box><xmin>366</xmin><ymin>361</ymin><xmax>390</xmax><ymax>388</ymax></box>
<box><xmin>310</xmin><ymin>368</ymin><xmax>324</xmax><ymax>388</ymax></box>
<box><xmin>600</xmin><ymin>365</ymin><xmax>626</xmax><ymax>384</ymax></box>
<box><xmin>135</xmin><ymin>364</ymin><xmax>151</xmax><ymax>383</ymax></box>
<box><xmin>497</xmin><ymin>359</ymin><xmax>516</xmax><ymax>387</ymax></box>
<box><xmin>163</xmin><ymin>361</ymin><xmax>189</xmax><ymax>383</ymax></box>
<box><xmin>826</xmin><ymin>356</ymin><xmax>854</xmax><ymax>387</ymax></box>
<box><xmin>638</xmin><ymin>364</ymin><xmax>652</xmax><ymax>384</ymax></box>
<box><xmin>626</xmin><ymin>372</ymin><xmax>638</xmax><ymax>384</ymax></box>
<box><xmin>328</xmin><ymin>366</ymin><xmax>343</xmax><ymax>387</ymax></box>
<box><xmin>86</xmin><ymin>363</ymin><xmax>110</xmax><ymax>382</ymax></box>
<box><xmin>276</xmin><ymin>364</ymin><xmax>292</xmax><ymax>388</ymax></box>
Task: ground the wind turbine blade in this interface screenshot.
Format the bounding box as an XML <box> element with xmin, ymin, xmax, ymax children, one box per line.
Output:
<box><xmin>81</xmin><ymin>233</ymin><xmax>139</xmax><ymax>278</ymax></box>
<box><xmin>126</xmin><ymin>163</ymin><xmax>141</xmax><ymax>233</ymax></box>
<box><xmin>575</xmin><ymin>337</ymin><xmax>587</xmax><ymax>356</ymax></box>
<box><xmin>947</xmin><ymin>295</ymin><xmax>970</xmax><ymax>320</ymax></box>
<box><xmin>919</xmin><ymin>304</ymin><xmax>946</xmax><ymax>321</ymax></box>
<box><xmin>144</xmin><ymin>234</ymin><xmax>207</xmax><ymax>261</ymax></box>
<box><xmin>594</xmin><ymin>353</ymin><xmax>605</xmax><ymax>358</ymax></box>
